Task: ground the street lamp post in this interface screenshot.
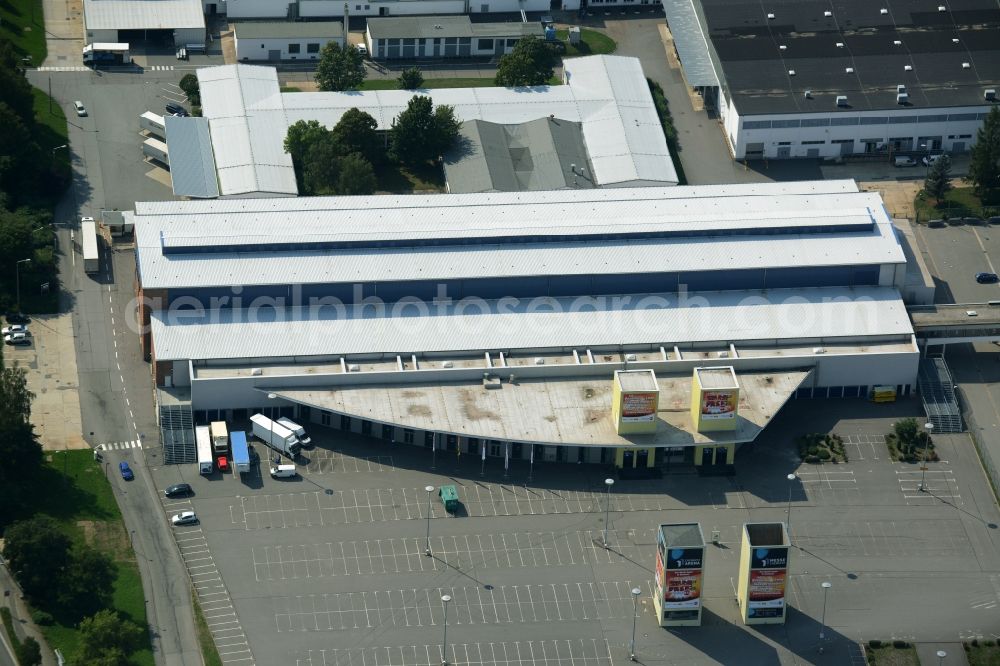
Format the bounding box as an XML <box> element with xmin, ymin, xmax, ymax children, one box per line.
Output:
<box><xmin>602</xmin><ymin>478</ymin><xmax>615</xmax><ymax>548</ymax></box>
<box><xmin>818</xmin><ymin>581</ymin><xmax>832</xmax><ymax>652</ymax></box>
<box><xmin>786</xmin><ymin>473</ymin><xmax>797</xmax><ymax>536</ymax></box>
<box><xmin>15</xmin><ymin>258</ymin><xmax>31</xmax><ymax>311</ymax></box>
<box><xmin>629</xmin><ymin>586</ymin><xmax>641</xmax><ymax>661</ymax></box>
<box><xmin>424</xmin><ymin>485</ymin><xmax>435</xmax><ymax>555</ymax></box>
<box><xmin>440</xmin><ymin>594</ymin><xmax>452</xmax><ymax>665</ymax></box>
<box><xmin>937</xmin><ymin>650</ymin><xmax>947</xmax><ymax>666</ymax></box>
<box><xmin>919</xmin><ymin>422</ymin><xmax>934</xmax><ymax>491</ymax></box>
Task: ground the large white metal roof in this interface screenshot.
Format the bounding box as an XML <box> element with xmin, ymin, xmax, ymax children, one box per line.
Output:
<box><xmin>150</xmin><ymin>286</ymin><xmax>914</xmax><ymax>361</ymax></box>
<box><xmin>195</xmin><ymin>65</ymin><xmax>298</xmax><ymax>197</ymax></box>
<box><xmin>192</xmin><ymin>56</ymin><xmax>678</xmax><ymax>195</ymax></box>
<box><xmin>133</xmin><ymin>181</ymin><xmax>905</xmax><ymax>290</ymax></box>
<box><xmin>83</xmin><ymin>0</ymin><xmax>205</xmax><ymax>31</ymax></box>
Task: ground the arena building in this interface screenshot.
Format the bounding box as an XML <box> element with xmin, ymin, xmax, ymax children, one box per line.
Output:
<box><xmin>131</xmin><ymin>180</ymin><xmax>923</xmax><ymax>472</ymax></box>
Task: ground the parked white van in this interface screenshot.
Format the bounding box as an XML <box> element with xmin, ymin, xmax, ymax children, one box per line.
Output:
<box><xmin>270</xmin><ymin>464</ymin><xmax>297</xmax><ymax>478</ymax></box>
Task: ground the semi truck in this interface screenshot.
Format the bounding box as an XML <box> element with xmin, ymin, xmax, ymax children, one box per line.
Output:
<box><xmin>196</xmin><ymin>425</ymin><xmax>213</xmax><ymax>475</ymax></box>
<box><xmin>231</xmin><ymin>431</ymin><xmax>251</xmax><ymax>474</ymax></box>
<box><xmin>142</xmin><ymin>137</ymin><xmax>169</xmax><ymax>166</ymax></box>
<box><xmin>250</xmin><ymin>413</ymin><xmax>301</xmax><ymax>458</ymax></box>
<box><xmin>82</xmin><ymin>43</ymin><xmax>131</xmax><ymax>66</ymax></box>
<box><xmin>277</xmin><ymin>417</ymin><xmax>311</xmax><ymax>446</ymax></box>
<box><xmin>140</xmin><ymin>111</ymin><xmax>165</xmax><ymax>139</ymax></box>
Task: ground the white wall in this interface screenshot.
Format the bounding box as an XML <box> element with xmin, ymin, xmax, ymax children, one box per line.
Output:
<box><xmin>228</xmin><ymin>0</ymin><xmax>542</xmax><ymax>18</ymax></box>
<box><xmin>226</xmin><ymin>0</ymin><xmax>290</xmax><ymax>19</ymax></box>
<box><xmin>236</xmin><ymin>33</ymin><xmax>343</xmax><ymax>60</ymax></box>
<box><xmin>722</xmin><ymin>89</ymin><xmax>990</xmax><ymax>160</ymax></box>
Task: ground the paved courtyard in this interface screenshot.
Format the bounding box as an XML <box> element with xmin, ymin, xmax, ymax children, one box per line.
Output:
<box><xmin>145</xmin><ymin>398</ymin><xmax>1000</xmax><ymax>666</ymax></box>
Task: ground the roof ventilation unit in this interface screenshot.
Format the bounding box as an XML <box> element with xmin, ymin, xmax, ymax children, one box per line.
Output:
<box><xmin>937</xmin><ymin>4</ymin><xmax>946</xmax><ymax>10</ymax></box>
<box><xmin>962</xmin><ymin>62</ymin><xmax>971</xmax><ymax>69</ymax></box>
<box><xmin>534</xmin><ymin>357</ymin><xmax>545</xmax><ymax>365</ymax></box>
<box><xmin>893</xmin><ymin>40</ymin><xmax>902</xmax><ymax>45</ymax></box>
<box><xmin>625</xmin><ymin>353</ymin><xmax>637</xmax><ymax>361</ymax></box>
<box><xmin>952</xmin><ymin>38</ymin><xmax>960</xmax><ymax>44</ymax></box>
<box><xmin>804</xmin><ymin>89</ymin><xmax>813</xmax><ymax>98</ymax></box>
<box><xmin>779</xmin><ymin>44</ymin><xmax>787</xmax><ymax>50</ymax></box>
<box><xmin>897</xmin><ymin>84</ymin><xmax>906</xmax><ymax>93</ymax></box>
<box><xmin>824</xmin><ymin>10</ymin><xmax>832</xmax><ymax>16</ymax></box>
<box><xmin>904</xmin><ymin>64</ymin><xmax>913</xmax><ymax>71</ymax></box>
<box><xmin>813</xmin><ymin>347</ymin><xmax>826</xmax><ymax>354</ymax></box>
<box><xmin>348</xmin><ymin>363</ymin><xmax>360</xmax><ymax>372</ymax></box>
<box><xmin>880</xmin><ymin>7</ymin><xmax>888</xmax><ymax>13</ymax></box>
<box><xmin>986</xmin><ymin>89</ymin><xmax>997</xmax><ymax>101</ymax></box>
<box><xmin>836</xmin><ymin>42</ymin><xmax>844</xmax><ymax>48</ymax></box>
<box><xmin>766</xmin><ymin>12</ymin><xmax>775</xmax><ymax>19</ymax></box>
<box><xmin>845</xmin><ymin>66</ymin><xmax>854</xmax><ymax>73</ymax></box>
<box><xmin>788</xmin><ymin>69</ymin><xmax>796</xmax><ymax>75</ymax></box>
<box><xmin>836</xmin><ymin>95</ymin><xmax>848</xmax><ymax>107</ymax></box>
<box><xmin>897</xmin><ymin>92</ymin><xmax>909</xmax><ymax>104</ymax></box>
<box><xmin>442</xmin><ymin>361</ymin><xmax>454</xmax><ymax>368</ymax></box>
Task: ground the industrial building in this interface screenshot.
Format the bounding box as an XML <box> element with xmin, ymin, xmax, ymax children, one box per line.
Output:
<box><xmin>234</xmin><ymin>21</ymin><xmax>344</xmax><ymax>61</ymax></box>
<box><xmin>179</xmin><ymin>56</ymin><xmax>678</xmax><ymax>198</ymax></box>
<box><xmin>83</xmin><ymin>0</ymin><xmax>206</xmax><ymax>47</ymax></box>
<box><xmin>364</xmin><ymin>16</ymin><xmax>541</xmax><ymax>59</ymax></box>
<box><xmin>222</xmin><ymin>0</ymin><xmax>558</xmax><ymax>20</ymax></box>
<box><xmin>131</xmin><ymin>180</ymin><xmax>923</xmax><ymax>472</ymax></box>
<box><xmin>661</xmin><ymin>0</ymin><xmax>1000</xmax><ymax>160</ymax></box>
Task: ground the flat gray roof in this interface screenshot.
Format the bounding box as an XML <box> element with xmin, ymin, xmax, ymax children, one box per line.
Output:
<box><xmin>164</xmin><ymin>116</ymin><xmax>220</xmax><ymax>199</ymax></box>
<box><xmin>366</xmin><ymin>15</ymin><xmax>541</xmax><ymax>40</ymax></box>
<box><xmin>235</xmin><ymin>21</ymin><xmax>343</xmax><ymax>40</ymax></box>
<box><xmin>617</xmin><ymin>370</ymin><xmax>658</xmax><ymax>392</ymax></box>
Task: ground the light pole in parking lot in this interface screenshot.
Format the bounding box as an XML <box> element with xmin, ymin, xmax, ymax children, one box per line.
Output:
<box><xmin>15</xmin><ymin>258</ymin><xmax>31</xmax><ymax>311</ymax></box>
<box><xmin>786</xmin><ymin>473</ymin><xmax>797</xmax><ymax>538</ymax></box>
<box><xmin>424</xmin><ymin>485</ymin><xmax>435</xmax><ymax>556</ymax></box>
<box><xmin>629</xmin><ymin>586</ymin><xmax>641</xmax><ymax>661</ymax></box>
<box><xmin>439</xmin><ymin>594</ymin><xmax>452</xmax><ymax>665</ymax></box>
<box><xmin>818</xmin><ymin>581</ymin><xmax>832</xmax><ymax>652</ymax></box>
<box><xmin>602</xmin><ymin>478</ymin><xmax>614</xmax><ymax>548</ymax></box>
<box><xmin>919</xmin><ymin>422</ymin><xmax>934</xmax><ymax>491</ymax></box>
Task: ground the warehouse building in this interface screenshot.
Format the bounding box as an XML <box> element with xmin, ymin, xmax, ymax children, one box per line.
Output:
<box><xmin>83</xmin><ymin>0</ymin><xmax>206</xmax><ymax>47</ymax></box>
<box><xmin>223</xmin><ymin>0</ymin><xmax>550</xmax><ymax>20</ymax></box>
<box><xmin>130</xmin><ymin>180</ymin><xmax>921</xmax><ymax>471</ymax></box>
<box><xmin>183</xmin><ymin>55</ymin><xmax>678</xmax><ymax>197</ymax></box>
<box><xmin>661</xmin><ymin>0</ymin><xmax>1000</xmax><ymax>160</ymax></box>
<box><xmin>234</xmin><ymin>21</ymin><xmax>344</xmax><ymax>61</ymax></box>
<box><xmin>364</xmin><ymin>16</ymin><xmax>541</xmax><ymax>59</ymax></box>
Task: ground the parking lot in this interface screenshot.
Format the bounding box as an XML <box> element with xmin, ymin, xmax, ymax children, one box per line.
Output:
<box><xmin>142</xmin><ymin>397</ymin><xmax>1000</xmax><ymax>666</ymax></box>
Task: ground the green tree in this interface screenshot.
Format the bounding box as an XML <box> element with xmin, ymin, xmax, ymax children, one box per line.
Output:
<box><xmin>302</xmin><ymin>135</ymin><xmax>342</xmax><ymax>195</ymax></box>
<box><xmin>2</xmin><ymin>515</ymin><xmax>72</xmax><ymax>605</ymax></box>
<box><xmin>398</xmin><ymin>67</ymin><xmax>424</xmax><ymax>90</ymax></box>
<box><xmin>58</xmin><ymin>546</ymin><xmax>116</xmax><ymax>618</ymax></box>
<box><xmin>335</xmin><ymin>153</ymin><xmax>378</xmax><ymax>195</ymax></box>
<box><xmin>494</xmin><ymin>36</ymin><xmax>557</xmax><ymax>87</ymax></box>
<box><xmin>76</xmin><ymin>610</ymin><xmax>145</xmax><ymax>666</ymax></box>
<box><xmin>331</xmin><ymin>108</ymin><xmax>383</xmax><ymax>166</ymax></box>
<box><xmin>315</xmin><ymin>43</ymin><xmax>366</xmax><ymax>92</ymax></box>
<box><xmin>967</xmin><ymin>107</ymin><xmax>1000</xmax><ymax>197</ymax></box>
<box><xmin>16</xmin><ymin>637</ymin><xmax>42</xmax><ymax>666</ymax></box>
<box><xmin>284</xmin><ymin>120</ymin><xmax>330</xmax><ymax>165</ymax></box>
<box><xmin>0</xmin><ymin>208</ymin><xmax>37</xmax><ymax>280</ymax></box>
<box><xmin>389</xmin><ymin>96</ymin><xmax>461</xmax><ymax>167</ymax></box>
<box><xmin>923</xmin><ymin>154</ymin><xmax>952</xmax><ymax>203</ymax></box>
<box><xmin>0</xmin><ymin>104</ymin><xmax>38</xmax><ymax>190</ymax></box>
<box><xmin>178</xmin><ymin>73</ymin><xmax>200</xmax><ymax>106</ymax></box>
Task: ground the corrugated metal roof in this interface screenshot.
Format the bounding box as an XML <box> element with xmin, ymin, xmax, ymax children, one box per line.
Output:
<box><xmin>132</xmin><ymin>184</ymin><xmax>904</xmax><ymax>290</ymax></box>
<box><xmin>164</xmin><ymin>116</ymin><xmax>220</xmax><ymax>199</ymax></box>
<box><xmin>83</xmin><ymin>0</ymin><xmax>205</xmax><ymax>31</ymax></box>
<box><xmin>196</xmin><ymin>65</ymin><xmax>297</xmax><ymax>196</ymax></box>
<box><xmin>192</xmin><ymin>56</ymin><xmax>678</xmax><ymax>195</ymax></box>
<box><xmin>661</xmin><ymin>0</ymin><xmax>721</xmax><ymax>88</ymax></box>
<box><xmin>150</xmin><ymin>286</ymin><xmax>915</xmax><ymax>361</ymax></box>
<box><xmin>235</xmin><ymin>20</ymin><xmax>343</xmax><ymax>39</ymax></box>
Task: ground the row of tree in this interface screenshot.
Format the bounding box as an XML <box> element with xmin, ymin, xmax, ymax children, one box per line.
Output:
<box><xmin>285</xmin><ymin>97</ymin><xmax>460</xmax><ymax>194</ymax></box>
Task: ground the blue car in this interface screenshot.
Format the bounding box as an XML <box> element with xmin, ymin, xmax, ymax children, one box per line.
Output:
<box><xmin>119</xmin><ymin>461</ymin><xmax>134</xmax><ymax>481</ymax></box>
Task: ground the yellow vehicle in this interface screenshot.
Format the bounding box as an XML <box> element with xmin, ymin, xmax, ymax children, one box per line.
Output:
<box><xmin>871</xmin><ymin>385</ymin><xmax>897</xmax><ymax>403</ymax></box>
<box><xmin>438</xmin><ymin>485</ymin><xmax>460</xmax><ymax>513</ymax></box>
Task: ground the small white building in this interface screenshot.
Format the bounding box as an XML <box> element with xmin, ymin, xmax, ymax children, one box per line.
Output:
<box><xmin>234</xmin><ymin>21</ymin><xmax>344</xmax><ymax>61</ymax></box>
<box><xmin>365</xmin><ymin>16</ymin><xmax>542</xmax><ymax>59</ymax></box>
<box><xmin>224</xmin><ymin>0</ymin><xmax>549</xmax><ymax>19</ymax></box>
<box><xmin>83</xmin><ymin>0</ymin><xmax>206</xmax><ymax>47</ymax></box>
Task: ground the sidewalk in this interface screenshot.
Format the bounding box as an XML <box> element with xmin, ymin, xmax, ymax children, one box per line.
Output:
<box><xmin>0</xmin><ymin>562</ymin><xmax>57</xmax><ymax>666</ymax></box>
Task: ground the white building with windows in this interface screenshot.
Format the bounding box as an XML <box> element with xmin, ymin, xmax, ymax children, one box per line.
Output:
<box><xmin>661</xmin><ymin>0</ymin><xmax>1000</xmax><ymax>160</ymax></box>
<box><xmin>223</xmin><ymin>0</ymin><xmax>550</xmax><ymax>19</ymax></box>
<box><xmin>234</xmin><ymin>21</ymin><xmax>344</xmax><ymax>61</ymax></box>
<box><xmin>364</xmin><ymin>16</ymin><xmax>541</xmax><ymax>59</ymax></box>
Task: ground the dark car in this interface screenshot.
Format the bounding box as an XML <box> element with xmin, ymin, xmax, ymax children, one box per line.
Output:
<box><xmin>164</xmin><ymin>483</ymin><xmax>192</xmax><ymax>498</ymax></box>
<box><xmin>119</xmin><ymin>461</ymin><xmax>134</xmax><ymax>481</ymax></box>
<box><xmin>976</xmin><ymin>272</ymin><xmax>999</xmax><ymax>284</ymax></box>
<box><xmin>5</xmin><ymin>312</ymin><xmax>30</xmax><ymax>325</ymax></box>
<box><xmin>165</xmin><ymin>103</ymin><xmax>189</xmax><ymax>116</ymax></box>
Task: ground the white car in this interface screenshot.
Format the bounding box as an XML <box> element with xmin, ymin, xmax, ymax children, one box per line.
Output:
<box><xmin>355</xmin><ymin>43</ymin><xmax>368</xmax><ymax>57</ymax></box>
<box><xmin>171</xmin><ymin>511</ymin><xmax>198</xmax><ymax>526</ymax></box>
<box><xmin>922</xmin><ymin>154</ymin><xmax>946</xmax><ymax>166</ymax></box>
<box><xmin>74</xmin><ymin>101</ymin><xmax>87</xmax><ymax>117</ymax></box>
<box><xmin>1</xmin><ymin>324</ymin><xmax>27</xmax><ymax>335</ymax></box>
<box><xmin>4</xmin><ymin>333</ymin><xmax>30</xmax><ymax>346</ymax></box>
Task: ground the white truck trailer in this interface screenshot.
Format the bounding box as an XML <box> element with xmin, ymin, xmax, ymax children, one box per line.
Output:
<box><xmin>140</xmin><ymin>111</ymin><xmax>165</xmax><ymax>139</ymax></box>
<box><xmin>81</xmin><ymin>217</ymin><xmax>99</xmax><ymax>274</ymax></box>
<box><xmin>250</xmin><ymin>414</ymin><xmax>301</xmax><ymax>458</ymax></box>
<box><xmin>210</xmin><ymin>421</ymin><xmax>229</xmax><ymax>454</ymax></box>
<box><xmin>196</xmin><ymin>425</ymin><xmax>213</xmax><ymax>475</ymax></box>
<box><xmin>142</xmin><ymin>137</ymin><xmax>169</xmax><ymax>166</ymax></box>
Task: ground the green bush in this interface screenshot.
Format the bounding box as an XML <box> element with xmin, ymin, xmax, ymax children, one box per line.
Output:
<box><xmin>30</xmin><ymin>609</ymin><xmax>53</xmax><ymax>625</ymax></box>
<box><xmin>808</xmin><ymin>446</ymin><xmax>820</xmax><ymax>455</ymax></box>
<box><xmin>893</xmin><ymin>640</ymin><xmax>909</xmax><ymax>649</ymax></box>
<box><xmin>805</xmin><ymin>455</ymin><xmax>821</xmax><ymax>464</ymax></box>
<box><xmin>869</xmin><ymin>640</ymin><xmax>882</xmax><ymax>649</ymax></box>
<box><xmin>817</xmin><ymin>449</ymin><xmax>831</xmax><ymax>460</ymax></box>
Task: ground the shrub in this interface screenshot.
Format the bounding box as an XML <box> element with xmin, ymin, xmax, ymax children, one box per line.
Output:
<box><xmin>893</xmin><ymin>640</ymin><xmax>909</xmax><ymax>649</ymax></box>
<box><xmin>984</xmin><ymin>639</ymin><xmax>996</xmax><ymax>647</ymax></box>
<box><xmin>868</xmin><ymin>640</ymin><xmax>882</xmax><ymax>649</ymax></box>
<box><xmin>808</xmin><ymin>446</ymin><xmax>820</xmax><ymax>456</ymax></box>
<box><xmin>972</xmin><ymin>638</ymin><xmax>980</xmax><ymax>647</ymax></box>
<box><xmin>805</xmin><ymin>455</ymin><xmax>821</xmax><ymax>464</ymax></box>
<box><xmin>817</xmin><ymin>449</ymin><xmax>832</xmax><ymax>460</ymax></box>
<box><xmin>30</xmin><ymin>610</ymin><xmax>53</xmax><ymax>625</ymax></box>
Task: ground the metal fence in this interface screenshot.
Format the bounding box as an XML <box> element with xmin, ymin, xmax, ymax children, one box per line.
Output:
<box><xmin>956</xmin><ymin>387</ymin><xmax>1000</xmax><ymax>502</ymax></box>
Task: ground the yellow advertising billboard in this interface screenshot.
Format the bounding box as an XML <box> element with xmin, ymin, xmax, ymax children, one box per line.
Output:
<box><xmin>690</xmin><ymin>367</ymin><xmax>740</xmax><ymax>433</ymax></box>
<box><xmin>612</xmin><ymin>370</ymin><xmax>659</xmax><ymax>435</ymax></box>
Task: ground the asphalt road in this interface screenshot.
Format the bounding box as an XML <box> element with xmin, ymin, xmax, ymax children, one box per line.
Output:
<box><xmin>30</xmin><ymin>68</ymin><xmax>202</xmax><ymax>666</ymax></box>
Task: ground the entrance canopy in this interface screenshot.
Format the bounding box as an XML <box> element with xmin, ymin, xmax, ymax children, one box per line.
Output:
<box><xmin>267</xmin><ymin>369</ymin><xmax>810</xmax><ymax>448</ymax></box>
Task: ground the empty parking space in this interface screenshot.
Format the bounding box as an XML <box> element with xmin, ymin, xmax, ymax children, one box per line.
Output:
<box><xmin>274</xmin><ymin>579</ymin><xmax>652</xmax><ymax>632</ymax></box>
<box><xmin>897</xmin><ymin>466</ymin><xmax>962</xmax><ymax>504</ymax></box>
<box><xmin>303</xmin><ymin>450</ymin><xmax>394</xmax><ymax>474</ymax></box>
<box><xmin>294</xmin><ymin>638</ymin><xmax>613</xmax><ymax>666</ymax></box>
<box><xmin>843</xmin><ymin>434</ymin><xmax>885</xmax><ymax>461</ymax></box>
<box><xmin>794</xmin><ymin>518</ymin><xmax>973</xmax><ymax>560</ymax></box>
